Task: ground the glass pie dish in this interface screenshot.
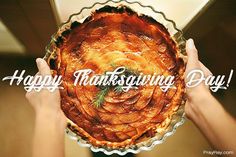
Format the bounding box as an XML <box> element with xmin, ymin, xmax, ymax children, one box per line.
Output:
<box><xmin>44</xmin><ymin>0</ymin><xmax>186</xmax><ymax>155</ymax></box>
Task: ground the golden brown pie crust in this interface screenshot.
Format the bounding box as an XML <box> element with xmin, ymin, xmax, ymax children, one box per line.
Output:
<box><xmin>47</xmin><ymin>6</ymin><xmax>185</xmax><ymax>148</ymax></box>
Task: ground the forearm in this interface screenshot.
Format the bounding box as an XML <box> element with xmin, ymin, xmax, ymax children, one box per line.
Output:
<box><xmin>33</xmin><ymin>109</ymin><xmax>66</xmax><ymax>157</ymax></box>
<box><xmin>188</xmin><ymin>91</ymin><xmax>236</xmax><ymax>153</ymax></box>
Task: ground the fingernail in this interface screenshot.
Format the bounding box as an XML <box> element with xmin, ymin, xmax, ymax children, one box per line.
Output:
<box><xmin>36</xmin><ymin>58</ymin><xmax>42</xmax><ymax>67</ymax></box>
<box><xmin>187</xmin><ymin>38</ymin><xmax>195</xmax><ymax>48</ymax></box>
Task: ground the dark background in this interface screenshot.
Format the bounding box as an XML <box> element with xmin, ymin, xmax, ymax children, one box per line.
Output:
<box><xmin>0</xmin><ymin>0</ymin><xmax>235</xmax><ymax>157</ymax></box>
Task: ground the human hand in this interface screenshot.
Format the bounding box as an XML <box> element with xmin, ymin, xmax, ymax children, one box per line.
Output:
<box><xmin>183</xmin><ymin>39</ymin><xmax>236</xmax><ymax>154</ymax></box>
<box><xmin>25</xmin><ymin>58</ymin><xmax>66</xmax><ymax>126</ymax></box>
<box><xmin>26</xmin><ymin>58</ymin><xmax>66</xmax><ymax>157</ymax></box>
<box><xmin>184</xmin><ymin>39</ymin><xmax>213</xmax><ymax>119</ymax></box>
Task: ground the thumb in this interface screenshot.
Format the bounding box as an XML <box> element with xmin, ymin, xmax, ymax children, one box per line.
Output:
<box><xmin>186</xmin><ymin>39</ymin><xmax>200</xmax><ymax>71</ymax></box>
<box><xmin>36</xmin><ymin>58</ymin><xmax>51</xmax><ymax>76</ymax></box>
<box><xmin>185</xmin><ymin>39</ymin><xmax>201</xmax><ymax>83</ymax></box>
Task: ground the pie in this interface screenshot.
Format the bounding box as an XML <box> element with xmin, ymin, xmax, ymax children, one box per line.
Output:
<box><xmin>47</xmin><ymin>5</ymin><xmax>185</xmax><ymax>148</ymax></box>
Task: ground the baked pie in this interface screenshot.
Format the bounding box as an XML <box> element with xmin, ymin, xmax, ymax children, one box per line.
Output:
<box><xmin>47</xmin><ymin>5</ymin><xmax>185</xmax><ymax>149</ymax></box>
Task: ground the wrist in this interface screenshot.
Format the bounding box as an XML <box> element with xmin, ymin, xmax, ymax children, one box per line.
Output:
<box><xmin>190</xmin><ymin>89</ymin><xmax>211</xmax><ymax>105</ymax></box>
<box><xmin>35</xmin><ymin>107</ymin><xmax>67</xmax><ymax>129</ymax></box>
<box><xmin>185</xmin><ymin>88</ymin><xmax>212</xmax><ymax>120</ymax></box>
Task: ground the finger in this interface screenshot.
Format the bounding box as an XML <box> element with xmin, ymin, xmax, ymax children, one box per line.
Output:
<box><xmin>36</xmin><ymin>58</ymin><xmax>51</xmax><ymax>76</ymax></box>
<box><xmin>32</xmin><ymin>72</ymin><xmax>40</xmax><ymax>85</ymax></box>
<box><xmin>199</xmin><ymin>61</ymin><xmax>213</xmax><ymax>77</ymax></box>
<box><xmin>25</xmin><ymin>72</ymin><xmax>39</xmax><ymax>98</ymax></box>
<box><xmin>186</xmin><ymin>39</ymin><xmax>200</xmax><ymax>70</ymax></box>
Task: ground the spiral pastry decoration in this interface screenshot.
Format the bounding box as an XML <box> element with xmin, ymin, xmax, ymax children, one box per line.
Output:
<box><xmin>47</xmin><ymin>6</ymin><xmax>185</xmax><ymax>149</ymax></box>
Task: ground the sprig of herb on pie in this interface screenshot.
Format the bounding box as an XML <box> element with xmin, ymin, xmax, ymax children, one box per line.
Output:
<box><xmin>93</xmin><ymin>86</ymin><xmax>109</xmax><ymax>108</ymax></box>
<box><xmin>92</xmin><ymin>65</ymin><xmax>139</xmax><ymax>107</ymax></box>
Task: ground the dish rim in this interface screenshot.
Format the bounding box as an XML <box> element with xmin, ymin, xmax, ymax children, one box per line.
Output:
<box><xmin>44</xmin><ymin>0</ymin><xmax>187</xmax><ymax>155</ymax></box>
